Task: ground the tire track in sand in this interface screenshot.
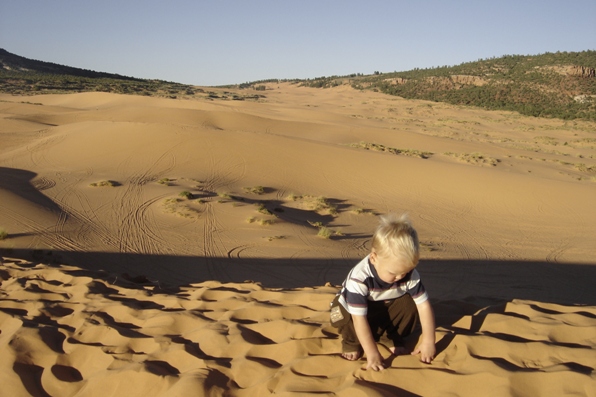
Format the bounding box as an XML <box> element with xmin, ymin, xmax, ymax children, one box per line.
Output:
<box><xmin>115</xmin><ymin>151</ymin><xmax>177</xmax><ymax>254</ymax></box>
<box><xmin>201</xmin><ymin>203</ymin><xmax>233</xmax><ymax>282</ymax></box>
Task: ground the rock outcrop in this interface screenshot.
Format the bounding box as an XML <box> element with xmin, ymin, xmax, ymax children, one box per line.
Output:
<box><xmin>570</xmin><ymin>65</ymin><xmax>596</xmax><ymax>78</ymax></box>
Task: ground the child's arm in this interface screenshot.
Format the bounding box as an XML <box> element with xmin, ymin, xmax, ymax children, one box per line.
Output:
<box><xmin>412</xmin><ymin>299</ymin><xmax>436</xmax><ymax>363</ymax></box>
<box><xmin>352</xmin><ymin>314</ymin><xmax>385</xmax><ymax>371</ymax></box>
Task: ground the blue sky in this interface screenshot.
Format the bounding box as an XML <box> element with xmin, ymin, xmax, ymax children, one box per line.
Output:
<box><xmin>1</xmin><ymin>1</ymin><xmax>595</xmax><ymax>86</ymax></box>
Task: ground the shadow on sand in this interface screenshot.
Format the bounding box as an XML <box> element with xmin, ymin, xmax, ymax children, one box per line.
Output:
<box><xmin>2</xmin><ymin>248</ymin><xmax>595</xmax><ymax>307</ymax></box>
<box><xmin>3</xmin><ymin>250</ymin><xmax>595</xmax><ymax>390</ymax></box>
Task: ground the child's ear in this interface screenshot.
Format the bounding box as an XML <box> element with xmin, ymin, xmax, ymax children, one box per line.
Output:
<box><xmin>370</xmin><ymin>250</ymin><xmax>377</xmax><ymax>264</ymax></box>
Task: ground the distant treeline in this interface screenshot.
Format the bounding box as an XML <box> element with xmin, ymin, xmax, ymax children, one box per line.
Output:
<box><xmin>0</xmin><ymin>48</ymin><xmax>195</xmax><ymax>98</ymax></box>
<box><xmin>240</xmin><ymin>51</ymin><xmax>596</xmax><ymax>121</ymax></box>
<box><xmin>0</xmin><ymin>72</ymin><xmax>195</xmax><ymax>98</ymax></box>
<box><xmin>2</xmin><ymin>48</ymin><xmax>595</xmax><ymax>120</ymax></box>
<box><xmin>299</xmin><ymin>51</ymin><xmax>596</xmax><ymax>121</ymax></box>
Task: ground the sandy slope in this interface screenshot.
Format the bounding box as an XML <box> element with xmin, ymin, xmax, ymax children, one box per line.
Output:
<box><xmin>1</xmin><ymin>84</ymin><xmax>595</xmax><ymax>395</ymax></box>
<box><xmin>0</xmin><ymin>257</ymin><xmax>594</xmax><ymax>397</ymax></box>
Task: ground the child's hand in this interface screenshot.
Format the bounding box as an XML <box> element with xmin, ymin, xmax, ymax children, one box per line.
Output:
<box><xmin>365</xmin><ymin>351</ymin><xmax>385</xmax><ymax>371</ymax></box>
<box><xmin>412</xmin><ymin>341</ymin><xmax>435</xmax><ymax>363</ymax></box>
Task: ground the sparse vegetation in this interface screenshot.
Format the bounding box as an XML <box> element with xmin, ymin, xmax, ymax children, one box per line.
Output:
<box><xmin>158</xmin><ymin>178</ymin><xmax>173</xmax><ymax>185</ymax></box>
<box><xmin>0</xmin><ymin>49</ymin><xmax>262</xmax><ymax>101</ymax></box>
<box><xmin>89</xmin><ymin>180</ymin><xmax>119</xmax><ymax>187</ymax></box>
<box><xmin>179</xmin><ymin>191</ymin><xmax>193</xmax><ymax>199</ymax></box>
<box><xmin>574</xmin><ymin>163</ymin><xmax>596</xmax><ymax>173</ymax></box>
<box><xmin>534</xmin><ymin>136</ymin><xmax>559</xmax><ymax>146</ymax></box>
<box><xmin>243</xmin><ymin>186</ymin><xmax>265</xmax><ymax>195</ymax></box>
<box><xmin>317</xmin><ymin>226</ymin><xmax>334</xmax><ymax>239</ymax></box>
<box><xmin>251</xmin><ymin>51</ymin><xmax>596</xmax><ymax>121</ymax></box>
<box><xmin>255</xmin><ymin>203</ymin><xmax>273</xmax><ymax>215</ymax></box>
<box><xmin>351</xmin><ymin>207</ymin><xmax>373</xmax><ymax>215</ymax></box>
<box><xmin>444</xmin><ymin>152</ymin><xmax>500</xmax><ymax>166</ymax></box>
<box><xmin>304</xmin><ymin>196</ymin><xmax>338</xmax><ymax>215</ymax></box>
<box><xmin>316</xmin><ymin>226</ymin><xmax>343</xmax><ymax>239</ymax></box>
<box><xmin>265</xmin><ymin>235</ymin><xmax>285</xmax><ymax>241</ymax></box>
<box><xmin>162</xmin><ymin>197</ymin><xmax>202</xmax><ymax>218</ymax></box>
<box><xmin>307</xmin><ymin>220</ymin><xmax>342</xmax><ymax>239</ymax></box>
<box><xmin>0</xmin><ymin>228</ymin><xmax>8</xmax><ymax>240</ymax></box>
<box><xmin>420</xmin><ymin>241</ymin><xmax>439</xmax><ymax>252</ymax></box>
<box><xmin>163</xmin><ymin>198</ymin><xmax>180</xmax><ymax>213</ymax></box>
<box><xmin>349</xmin><ymin>142</ymin><xmax>433</xmax><ymax>159</ymax></box>
<box><xmin>4</xmin><ymin>48</ymin><xmax>595</xmax><ymax>120</ymax></box>
<box><xmin>247</xmin><ymin>216</ymin><xmax>274</xmax><ymax>226</ymax></box>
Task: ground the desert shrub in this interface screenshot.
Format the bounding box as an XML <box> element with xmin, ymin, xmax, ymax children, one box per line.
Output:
<box><xmin>444</xmin><ymin>152</ymin><xmax>499</xmax><ymax>166</ymax></box>
<box><xmin>0</xmin><ymin>228</ymin><xmax>8</xmax><ymax>240</ymax></box>
<box><xmin>90</xmin><ymin>180</ymin><xmax>119</xmax><ymax>187</ymax></box>
<box><xmin>351</xmin><ymin>207</ymin><xmax>372</xmax><ymax>214</ymax></box>
<box><xmin>243</xmin><ymin>186</ymin><xmax>265</xmax><ymax>195</ymax></box>
<box><xmin>574</xmin><ymin>163</ymin><xmax>596</xmax><ymax>173</ymax></box>
<box><xmin>256</xmin><ymin>203</ymin><xmax>273</xmax><ymax>215</ymax></box>
<box><xmin>317</xmin><ymin>227</ymin><xmax>333</xmax><ymax>239</ymax></box>
<box><xmin>534</xmin><ymin>136</ymin><xmax>559</xmax><ymax>145</ymax></box>
<box><xmin>349</xmin><ymin>142</ymin><xmax>433</xmax><ymax>159</ymax></box>
<box><xmin>306</xmin><ymin>196</ymin><xmax>338</xmax><ymax>214</ymax></box>
<box><xmin>245</xmin><ymin>186</ymin><xmax>261</xmax><ymax>194</ymax></box>
<box><xmin>179</xmin><ymin>191</ymin><xmax>193</xmax><ymax>199</ymax></box>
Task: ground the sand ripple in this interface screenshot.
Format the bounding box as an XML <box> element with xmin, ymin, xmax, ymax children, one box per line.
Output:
<box><xmin>1</xmin><ymin>257</ymin><xmax>595</xmax><ymax>396</ymax></box>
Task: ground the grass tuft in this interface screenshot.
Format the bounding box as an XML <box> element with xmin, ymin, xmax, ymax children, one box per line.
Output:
<box><xmin>90</xmin><ymin>180</ymin><xmax>119</xmax><ymax>187</ymax></box>
<box><xmin>317</xmin><ymin>227</ymin><xmax>334</xmax><ymax>239</ymax></box>
<box><xmin>243</xmin><ymin>186</ymin><xmax>265</xmax><ymax>195</ymax></box>
<box><xmin>256</xmin><ymin>203</ymin><xmax>273</xmax><ymax>215</ymax></box>
<box><xmin>444</xmin><ymin>152</ymin><xmax>500</xmax><ymax>166</ymax></box>
<box><xmin>349</xmin><ymin>141</ymin><xmax>433</xmax><ymax>159</ymax></box>
<box><xmin>179</xmin><ymin>191</ymin><xmax>193</xmax><ymax>199</ymax></box>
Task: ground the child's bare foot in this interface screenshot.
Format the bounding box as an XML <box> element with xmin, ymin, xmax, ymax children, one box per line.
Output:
<box><xmin>389</xmin><ymin>346</ymin><xmax>409</xmax><ymax>356</ymax></box>
<box><xmin>341</xmin><ymin>350</ymin><xmax>363</xmax><ymax>361</ymax></box>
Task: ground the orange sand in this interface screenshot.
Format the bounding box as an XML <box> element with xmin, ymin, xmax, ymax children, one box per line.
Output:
<box><xmin>1</xmin><ymin>84</ymin><xmax>595</xmax><ymax>396</ymax></box>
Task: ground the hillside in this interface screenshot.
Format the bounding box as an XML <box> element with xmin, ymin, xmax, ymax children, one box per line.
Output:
<box><xmin>0</xmin><ymin>48</ymin><xmax>195</xmax><ymax>98</ymax></box>
<box><xmin>294</xmin><ymin>52</ymin><xmax>596</xmax><ymax>121</ymax></box>
<box><xmin>2</xmin><ymin>49</ymin><xmax>595</xmax><ymax>120</ymax></box>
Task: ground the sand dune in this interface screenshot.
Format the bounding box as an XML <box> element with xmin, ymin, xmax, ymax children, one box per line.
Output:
<box><xmin>1</xmin><ymin>257</ymin><xmax>594</xmax><ymax>396</ymax></box>
<box><xmin>1</xmin><ymin>83</ymin><xmax>595</xmax><ymax>395</ymax></box>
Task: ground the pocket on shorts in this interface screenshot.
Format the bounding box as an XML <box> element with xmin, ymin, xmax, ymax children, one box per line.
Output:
<box><xmin>329</xmin><ymin>295</ymin><xmax>351</xmax><ymax>328</ymax></box>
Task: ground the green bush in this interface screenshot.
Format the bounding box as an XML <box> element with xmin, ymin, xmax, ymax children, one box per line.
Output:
<box><xmin>179</xmin><ymin>191</ymin><xmax>193</xmax><ymax>199</ymax></box>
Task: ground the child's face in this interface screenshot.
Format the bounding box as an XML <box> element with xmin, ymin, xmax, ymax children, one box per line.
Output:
<box><xmin>370</xmin><ymin>251</ymin><xmax>416</xmax><ymax>284</ymax></box>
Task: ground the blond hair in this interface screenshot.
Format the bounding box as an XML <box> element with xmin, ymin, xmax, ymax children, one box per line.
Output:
<box><xmin>371</xmin><ymin>213</ymin><xmax>419</xmax><ymax>266</ymax></box>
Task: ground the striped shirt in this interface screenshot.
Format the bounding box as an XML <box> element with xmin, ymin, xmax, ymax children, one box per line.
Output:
<box><xmin>338</xmin><ymin>254</ymin><xmax>429</xmax><ymax>316</ymax></box>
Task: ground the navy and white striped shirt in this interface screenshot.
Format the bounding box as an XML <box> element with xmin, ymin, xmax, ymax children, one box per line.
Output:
<box><xmin>338</xmin><ymin>254</ymin><xmax>428</xmax><ymax>316</ymax></box>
